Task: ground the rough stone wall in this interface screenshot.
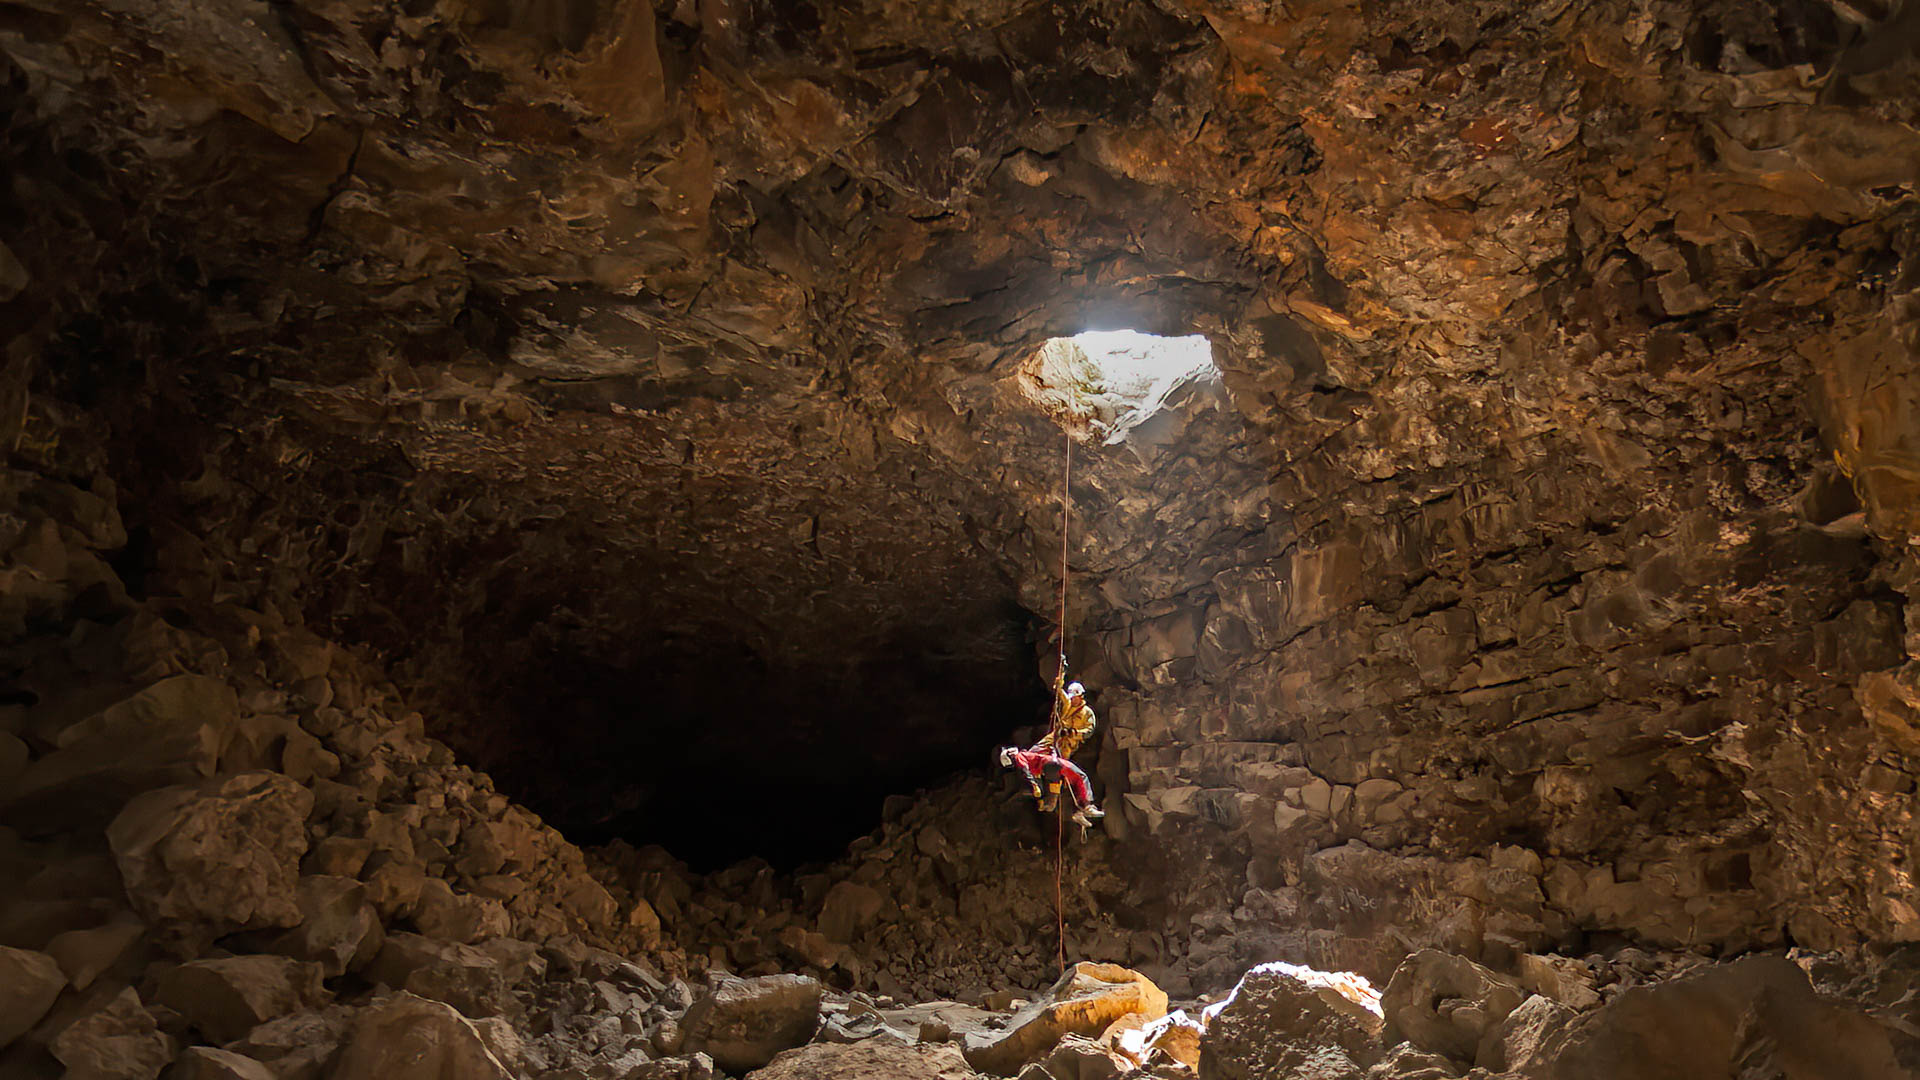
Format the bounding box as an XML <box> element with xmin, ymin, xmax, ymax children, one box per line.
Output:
<box><xmin>2</xmin><ymin>0</ymin><xmax>1920</xmax><ymax>1008</ymax></box>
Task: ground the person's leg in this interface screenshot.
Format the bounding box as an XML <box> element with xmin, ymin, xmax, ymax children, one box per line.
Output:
<box><xmin>1060</xmin><ymin>761</ymin><xmax>1094</xmax><ymax>807</ymax></box>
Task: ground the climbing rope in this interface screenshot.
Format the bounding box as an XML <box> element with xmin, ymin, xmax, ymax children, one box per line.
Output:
<box><xmin>1052</xmin><ymin>429</ymin><xmax>1071</xmax><ymax>977</ymax></box>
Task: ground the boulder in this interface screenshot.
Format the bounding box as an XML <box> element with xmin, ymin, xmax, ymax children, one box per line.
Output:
<box><xmin>1515</xmin><ymin>954</ymin><xmax>1601</xmax><ymax>1011</ymax></box>
<box><xmin>681</xmin><ymin>972</ymin><xmax>824</xmax><ymax>1072</ymax></box>
<box><xmin>1380</xmin><ymin>950</ymin><xmax>1525</xmax><ymax>1064</ymax></box>
<box><xmin>1364</xmin><ymin>1044</ymin><xmax>1459</xmax><ymax>1079</ymax></box>
<box><xmin>455</xmin><ymin>819</ymin><xmax>541</xmax><ymax>877</ymax></box>
<box><xmin>363</xmin><ymin>856</ymin><xmax>428</xmax><ymax>919</ymax></box>
<box><xmin>1199</xmin><ymin>964</ymin><xmax>1383</xmax><ymax>1080</ymax></box>
<box><xmin>326</xmin><ymin>992</ymin><xmax>514</xmax><ymax>1079</ymax></box>
<box><xmin>301</xmin><ymin>836</ymin><xmax>372</xmax><ymax>878</ymax></box>
<box><xmin>1</xmin><ymin>676</ymin><xmax>238</xmax><ymax>836</ymax></box>
<box><xmin>0</xmin><ymin>944</ymin><xmax>66</xmax><ymax>1048</ymax></box>
<box><xmin>270</xmin><ymin>875</ymin><xmax>383</xmax><ymax>976</ymax></box>
<box><xmin>412</xmin><ymin>877</ymin><xmax>510</xmax><ymax>944</ymax></box>
<box><xmin>168</xmin><ymin>1047</ymin><xmax>277</xmax><ymax>1080</ymax></box>
<box><xmin>153</xmin><ymin>955</ymin><xmax>329</xmax><ymax>1044</ymax></box>
<box><xmin>221</xmin><ymin>1005</ymin><xmax>357</xmax><ymax>1080</ymax></box>
<box><xmin>1518</xmin><ymin>955</ymin><xmax>1905</xmax><ymax>1079</ymax></box>
<box><xmin>49</xmin><ymin>986</ymin><xmax>176</xmax><ymax>1080</ymax></box>
<box><xmin>1480</xmin><ymin>994</ymin><xmax>1572</xmax><ymax>1071</ymax></box>
<box><xmin>1110</xmin><ymin>1010</ymin><xmax>1203</xmax><ymax>1070</ymax></box>
<box><xmin>745</xmin><ymin>1040</ymin><xmax>974</xmax><ymax>1079</ymax></box>
<box><xmin>963</xmin><ymin>963</ymin><xmax>1167</xmax><ymax>1075</ymax></box>
<box><xmin>627</xmin><ymin>1053</ymin><xmax>717</xmax><ymax>1080</ymax></box>
<box><xmin>45</xmin><ymin>920</ymin><xmax>146</xmax><ymax>991</ymax></box>
<box><xmin>818</xmin><ymin>882</ymin><xmax>884</xmax><ymax>944</ymax></box>
<box><xmin>557</xmin><ymin>872</ymin><xmax>620</xmax><ymax>929</ymax></box>
<box><xmin>366</xmin><ymin>932</ymin><xmax>509</xmax><ymax>1018</ymax></box>
<box><xmin>476</xmin><ymin>937</ymin><xmax>548</xmax><ymax>987</ymax></box>
<box><xmin>107</xmin><ymin>772</ymin><xmax>312</xmax><ymax>953</ymax></box>
<box><xmin>1039</xmin><ymin>1034</ymin><xmax>1127</xmax><ymax>1080</ymax></box>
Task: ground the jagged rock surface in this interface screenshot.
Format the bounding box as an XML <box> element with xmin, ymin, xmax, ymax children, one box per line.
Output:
<box><xmin>2</xmin><ymin>0</ymin><xmax>1920</xmax><ymax>1076</ymax></box>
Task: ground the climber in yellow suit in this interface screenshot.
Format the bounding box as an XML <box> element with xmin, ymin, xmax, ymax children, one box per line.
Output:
<box><xmin>1035</xmin><ymin>670</ymin><xmax>1096</xmax><ymax>760</ymax></box>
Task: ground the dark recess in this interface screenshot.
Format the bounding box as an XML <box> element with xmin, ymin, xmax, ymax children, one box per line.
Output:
<box><xmin>490</xmin><ymin>610</ymin><xmax>1051</xmax><ymax>872</ymax></box>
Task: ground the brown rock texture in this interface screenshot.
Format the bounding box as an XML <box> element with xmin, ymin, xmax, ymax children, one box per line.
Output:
<box><xmin>1</xmin><ymin>0</ymin><xmax>1919</xmax><ymax>1076</ymax></box>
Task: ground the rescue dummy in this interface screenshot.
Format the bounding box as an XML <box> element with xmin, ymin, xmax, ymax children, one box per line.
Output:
<box><xmin>999</xmin><ymin>746</ymin><xmax>1105</xmax><ymax>828</ymax></box>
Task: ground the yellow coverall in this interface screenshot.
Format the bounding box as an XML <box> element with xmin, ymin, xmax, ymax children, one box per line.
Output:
<box><xmin>1035</xmin><ymin>672</ymin><xmax>1096</xmax><ymax>760</ymax></box>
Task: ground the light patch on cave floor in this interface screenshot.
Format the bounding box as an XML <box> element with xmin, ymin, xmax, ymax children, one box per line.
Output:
<box><xmin>1019</xmin><ymin>330</ymin><xmax>1219</xmax><ymax>443</ymax></box>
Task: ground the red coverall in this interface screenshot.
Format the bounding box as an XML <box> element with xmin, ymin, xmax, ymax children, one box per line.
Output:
<box><xmin>1005</xmin><ymin>748</ymin><xmax>1093</xmax><ymax>808</ymax></box>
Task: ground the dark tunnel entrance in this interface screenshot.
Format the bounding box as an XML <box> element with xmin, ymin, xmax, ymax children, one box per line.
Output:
<box><xmin>478</xmin><ymin>599</ymin><xmax>1052</xmax><ymax>873</ymax></box>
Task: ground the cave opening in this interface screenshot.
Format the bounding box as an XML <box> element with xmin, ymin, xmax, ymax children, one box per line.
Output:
<box><xmin>1016</xmin><ymin>330</ymin><xmax>1220</xmax><ymax>442</ymax></box>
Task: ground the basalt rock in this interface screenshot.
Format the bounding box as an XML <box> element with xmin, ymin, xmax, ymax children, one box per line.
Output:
<box><xmin>964</xmin><ymin>963</ymin><xmax>1167</xmax><ymax>1076</ymax></box>
<box><xmin>1198</xmin><ymin>966</ymin><xmax>1383</xmax><ymax>1080</ymax></box>
<box><xmin>152</xmin><ymin>955</ymin><xmax>329</xmax><ymax>1045</ymax></box>
<box><xmin>1380</xmin><ymin>950</ymin><xmax>1526</xmax><ymax>1066</ymax></box>
<box><xmin>680</xmin><ymin>973</ymin><xmax>825</xmax><ymax>1073</ymax></box>
<box><xmin>746</xmin><ymin>1040</ymin><xmax>974</xmax><ymax>1080</ymax></box>
<box><xmin>106</xmin><ymin>772</ymin><xmax>312</xmax><ymax>954</ymax></box>
<box><xmin>325</xmin><ymin>993</ymin><xmax>515</xmax><ymax>1080</ymax></box>
<box><xmin>3</xmin><ymin>2</ymin><xmax>1920</xmax><ymax>1078</ymax></box>
<box><xmin>0</xmin><ymin>945</ymin><xmax>65</xmax><ymax>1049</ymax></box>
<box><xmin>1519</xmin><ymin>955</ymin><xmax>1906</xmax><ymax>1080</ymax></box>
<box><xmin>48</xmin><ymin>987</ymin><xmax>176</xmax><ymax>1080</ymax></box>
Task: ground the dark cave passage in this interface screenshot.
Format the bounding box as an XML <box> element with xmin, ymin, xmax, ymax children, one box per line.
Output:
<box><xmin>479</xmin><ymin>602</ymin><xmax>1053</xmax><ymax>872</ymax></box>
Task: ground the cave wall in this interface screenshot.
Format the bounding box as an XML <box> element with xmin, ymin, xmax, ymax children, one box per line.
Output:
<box><xmin>2</xmin><ymin>0</ymin><xmax>1919</xmax><ymax>999</ymax></box>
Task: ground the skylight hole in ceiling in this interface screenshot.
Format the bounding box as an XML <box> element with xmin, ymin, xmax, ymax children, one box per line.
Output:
<box><xmin>1017</xmin><ymin>330</ymin><xmax>1220</xmax><ymax>444</ymax></box>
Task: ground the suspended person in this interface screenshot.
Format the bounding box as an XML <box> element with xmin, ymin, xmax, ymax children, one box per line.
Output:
<box><xmin>999</xmin><ymin>745</ymin><xmax>1105</xmax><ymax>828</ymax></box>
<box><xmin>1033</xmin><ymin>668</ymin><xmax>1096</xmax><ymax>760</ymax></box>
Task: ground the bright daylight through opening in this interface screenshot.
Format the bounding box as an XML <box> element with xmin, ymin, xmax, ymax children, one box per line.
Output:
<box><xmin>1017</xmin><ymin>330</ymin><xmax>1219</xmax><ymax>442</ymax></box>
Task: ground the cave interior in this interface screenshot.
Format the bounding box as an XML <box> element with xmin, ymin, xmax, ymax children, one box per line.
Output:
<box><xmin>2</xmin><ymin>0</ymin><xmax>1920</xmax><ymax>1075</ymax></box>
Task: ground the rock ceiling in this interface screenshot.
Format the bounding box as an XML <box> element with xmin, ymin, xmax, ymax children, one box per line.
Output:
<box><xmin>3</xmin><ymin>0</ymin><xmax>1920</xmax><ymax>953</ymax></box>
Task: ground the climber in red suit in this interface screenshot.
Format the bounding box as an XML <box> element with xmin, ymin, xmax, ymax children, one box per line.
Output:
<box><xmin>999</xmin><ymin>746</ymin><xmax>1105</xmax><ymax>828</ymax></box>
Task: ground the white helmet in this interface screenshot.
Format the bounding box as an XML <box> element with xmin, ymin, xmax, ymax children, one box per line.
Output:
<box><xmin>1066</xmin><ymin>682</ymin><xmax>1085</xmax><ymax>697</ymax></box>
<box><xmin>998</xmin><ymin>747</ymin><xmax>1016</xmax><ymax>767</ymax></box>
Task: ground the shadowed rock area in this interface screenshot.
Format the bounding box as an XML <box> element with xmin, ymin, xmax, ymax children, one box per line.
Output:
<box><xmin>2</xmin><ymin>0</ymin><xmax>1920</xmax><ymax>1076</ymax></box>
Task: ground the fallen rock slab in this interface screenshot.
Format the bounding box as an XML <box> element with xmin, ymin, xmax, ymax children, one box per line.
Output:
<box><xmin>365</xmin><ymin>932</ymin><xmax>509</xmax><ymax>1018</ymax></box>
<box><xmin>270</xmin><ymin>875</ymin><xmax>383</xmax><ymax>977</ymax></box>
<box><xmin>107</xmin><ymin>771</ymin><xmax>312</xmax><ymax>953</ymax></box>
<box><xmin>1381</xmin><ymin>950</ymin><xmax>1524</xmax><ymax>1064</ymax></box>
<box><xmin>154</xmin><ymin>955</ymin><xmax>329</xmax><ymax>1044</ymax></box>
<box><xmin>220</xmin><ymin>1004</ymin><xmax>357</xmax><ymax>1080</ymax></box>
<box><xmin>1199</xmin><ymin>964</ymin><xmax>1383</xmax><ymax>1080</ymax></box>
<box><xmin>50</xmin><ymin>986</ymin><xmax>176</xmax><ymax>1080</ymax></box>
<box><xmin>1518</xmin><ymin>955</ymin><xmax>1905</xmax><ymax>1079</ymax></box>
<box><xmin>326</xmin><ymin>992</ymin><xmax>515</xmax><ymax>1079</ymax></box>
<box><xmin>746</xmin><ymin>1039</ymin><xmax>975</xmax><ymax>1079</ymax></box>
<box><xmin>0</xmin><ymin>676</ymin><xmax>237</xmax><ymax>836</ymax></box>
<box><xmin>682</xmin><ymin>972</ymin><xmax>824</xmax><ymax>1073</ymax></box>
<box><xmin>45</xmin><ymin>920</ymin><xmax>145</xmax><ymax>992</ymax></box>
<box><xmin>963</xmin><ymin>963</ymin><xmax>1167</xmax><ymax>1076</ymax></box>
<box><xmin>0</xmin><ymin>944</ymin><xmax>66</xmax><ymax>1049</ymax></box>
<box><xmin>1480</xmin><ymin>994</ymin><xmax>1572</xmax><ymax>1071</ymax></box>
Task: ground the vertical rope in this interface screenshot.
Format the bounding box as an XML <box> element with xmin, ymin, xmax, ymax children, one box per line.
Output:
<box><xmin>1052</xmin><ymin>429</ymin><xmax>1071</xmax><ymax>977</ymax></box>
